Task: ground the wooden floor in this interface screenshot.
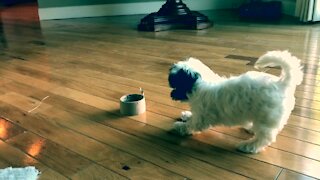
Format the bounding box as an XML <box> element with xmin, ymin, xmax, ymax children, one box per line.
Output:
<box><xmin>0</xmin><ymin>5</ymin><xmax>320</xmax><ymax>179</ymax></box>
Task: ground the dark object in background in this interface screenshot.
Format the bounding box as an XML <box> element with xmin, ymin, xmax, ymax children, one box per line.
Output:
<box><xmin>138</xmin><ymin>0</ymin><xmax>212</xmax><ymax>32</ymax></box>
<box><xmin>1</xmin><ymin>0</ymin><xmax>37</xmax><ymax>6</ymax></box>
<box><xmin>239</xmin><ymin>1</ymin><xmax>282</xmax><ymax>20</ymax></box>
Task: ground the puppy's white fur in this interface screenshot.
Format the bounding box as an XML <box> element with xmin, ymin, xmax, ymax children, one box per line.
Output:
<box><xmin>169</xmin><ymin>51</ymin><xmax>303</xmax><ymax>153</ymax></box>
<box><xmin>170</xmin><ymin>57</ymin><xmax>223</xmax><ymax>83</ymax></box>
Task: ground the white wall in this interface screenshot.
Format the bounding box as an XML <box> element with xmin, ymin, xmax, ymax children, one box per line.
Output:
<box><xmin>38</xmin><ymin>0</ymin><xmax>297</xmax><ymax>20</ymax></box>
<box><xmin>39</xmin><ymin>0</ymin><xmax>246</xmax><ymax>20</ymax></box>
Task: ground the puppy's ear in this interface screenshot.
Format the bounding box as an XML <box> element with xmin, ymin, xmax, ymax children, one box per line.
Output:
<box><xmin>168</xmin><ymin>65</ymin><xmax>201</xmax><ymax>101</ymax></box>
<box><xmin>170</xmin><ymin>89</ymin><xmax>188</xmax><ymax>101</ymax></box>
<box><xmin>168</xmin><ymin>65</ymin><xmax>201</xmax><ymax>88</ymax></box>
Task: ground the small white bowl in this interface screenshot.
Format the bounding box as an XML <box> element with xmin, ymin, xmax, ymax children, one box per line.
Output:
<box><xmin>120</xmin><ymin>94</ymin><xmax>146</xmax><ymax>116</ymax></box>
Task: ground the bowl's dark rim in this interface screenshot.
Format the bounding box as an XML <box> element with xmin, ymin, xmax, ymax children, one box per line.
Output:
<box><xmin>120</xmin><ymin>94</ymin><xmax>145</xmax><ymax>103</ymax></box>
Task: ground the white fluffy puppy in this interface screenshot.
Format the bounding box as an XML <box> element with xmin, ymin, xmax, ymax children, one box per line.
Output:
<box><xmin>168</xmin><ymin>51</ymin><xmax>303</xmax><ymax>153</ymax></box>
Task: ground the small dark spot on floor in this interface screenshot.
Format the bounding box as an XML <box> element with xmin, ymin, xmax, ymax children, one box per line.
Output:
<box><xmin>122</xmin><ymin>165</ymin><xmax>130</xmax><ymax>171</ymax></box>
<box><xmin>29</xmin><ymin>40</ymin><xmax>46</xmax><ymax>46</ymax></box>
<box><xmin>10</xmin><ymin>55</ymin><xmax>26</xmax><ymax>61</ymax></box>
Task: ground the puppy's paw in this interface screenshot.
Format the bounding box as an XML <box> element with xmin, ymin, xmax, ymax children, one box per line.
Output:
<box><xmin>236</xmin><ymin>141</ymin><xmax>265</xmax><ymax>154</ymax></box>
<box><xmin>243</xmin><ymin>128</ymin><xmax>254</xmax><ymax>135</ymax></box>
<box><xmin>242</xmin><ymin>123</ymin><xmax>254</xmax><ymax>135</ymax></box>
<box><xmin>172</xmin><ymin>121</ymin><xmax>191</xmax><ymax>136</ymax></box>
<box><xmin>181</xmin><ymin>111</ymin><xmax>192</xmax><ymax>122</ymax></box>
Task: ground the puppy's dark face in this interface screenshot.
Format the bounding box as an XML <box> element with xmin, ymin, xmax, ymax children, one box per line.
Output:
<box><xmin>168</xmin><ymin>65</ymin><xmax>201</xmax><ymax>101</ymax></box>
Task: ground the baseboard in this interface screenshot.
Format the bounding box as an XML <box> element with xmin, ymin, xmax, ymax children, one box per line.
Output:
<box><xmin>38</xmin><ymin>0</ymin><xmax>246</xmax><ymax>20</ymax></box>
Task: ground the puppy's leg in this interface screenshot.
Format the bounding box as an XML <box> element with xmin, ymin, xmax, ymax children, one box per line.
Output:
<box><xmin>243</xmin><ymin>122</ymin><xmax>254</xmax><ymax>135</ymax></box>
<box><xmin>173</xmin><ymin>113</ymin><xmax>210</xmax><ymax>136</ymax></box>
<box><xmin>237</xmin><ymin>126</ymin><xmax>277</xmax><ymax>153</ymax></box>
<box><xmin>173</xmin><ymin>121</ymin><xmax>192</xmax><ymax>136</ymax></box>
<box><xmin>181</xmin><ymin>111</ymin><xmax>192</xmax><ymax>122</ymax></box>
<box><xmin>171</xmin><ymin>111</ymin><xmax>193</xmax><ymax>136</ymax></box>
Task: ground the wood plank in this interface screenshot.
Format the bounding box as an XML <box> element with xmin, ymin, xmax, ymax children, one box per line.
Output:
<box><xmin>277</xmin><ymin>169</ymin><xmax>317</xmax><ymax>180</ymax></box>
<box><xmin>4</xmin><ymin>60</ymin><xmax>320</xmax><ymax>126</ymax></box>
<box><xmin>2</xmin><ymin>43</ymin><xmax>319</xmax><ymax>92</ymax></box>
<box><xmin>71</xmin><ymin>164</ymin><xmax>128</xmax><ymax>180</ymax></box>
<box><xmin>38</xmin><ymin>168</ymin><xmax>69</xmax><ymax>180</ymax></box>
<box><xmin>0</xmin><ymin>102</ymin><xmax>186</xmax><ymax>180</ymax></box>
<box><xmin>1</xmin><ymin>71</ymin><xmax>319</xmax><ymax>177</ymax></box>
<box><xmin>0</xmin><ymin>82</ymin><xmax>288</xmax><ymax>178</ymax></box>
<box><xmin>287</xmin><ymin>115</ymin><xmax>320</xmax><ymax>132</ymax></box>
<box><xmin>34</xmin><ymin>87</ymin><xmax>320</xmax><ymax>178</ymax></box>
<box><xmin>0</xmin><ymin>93</ymin><xmax>249</xmax><ymax>180</ymax></box>
<box><xmin>39</xmin><ymin>87</ymin><xmax>320</xmax><ymax>178</ymax></box>
<box><xmin>0</xmin><ymin>139</ymin><xmax>67</xmax><ymax>179</ymax></box>
<box><xmin>2</xmin><ymin>61</ymin><xmax>318</xmax><ymax>117</ymax></box>
<box><xmin>212</xmin><ymin>126</ymin><xmax>320</xmax><ymax>161</ymax></box>
<box><xmin>2</xmin><ymin>69</ymin><xmax>320</xmax><ymax>137</ymax></box>
<box><xmin>3</xmin><ymin>64</ymin><xmax>317</xmax><ymax>129</ymax></box>
<box><xmin>0</xmin><ymin>118</ymin><xmax>25</xmax><ymax>141</ymax></box>
<box><xmin>3</xmin><ymin>63</ymin><xmax>319</xmax><ymax>122</ymax></box>
<box><xmin>6</xmin><ymin>131</ymin><xmax>93</xmax><ymax>177</ymax></box>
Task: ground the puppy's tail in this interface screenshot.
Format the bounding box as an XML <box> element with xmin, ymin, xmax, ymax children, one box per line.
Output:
<box><xmin>254</xmin><ymin>50</ymin><xmax>303</xmax><ymax>86</ymax></box>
